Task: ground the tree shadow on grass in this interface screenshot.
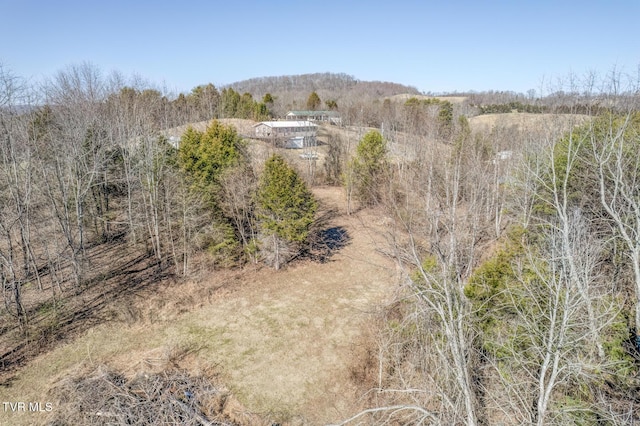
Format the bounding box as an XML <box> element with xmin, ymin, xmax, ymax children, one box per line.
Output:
<box><xmin>298</xmin><ymin>204</ymin><xmax>352</xmax><ymax>264</ymax></box>
<box><xmin>307</xmin><ymin>226</ymin><xmax>351</xmax><ymax>263</ymax></box>
<box><xmin>0</xmin><ymin>248</ymin><xmax>172</xmax><ymax>383</ymax></box>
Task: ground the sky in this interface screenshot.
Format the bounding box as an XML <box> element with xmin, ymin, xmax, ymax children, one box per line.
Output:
<box><xmin>2</xmin><ymin>0</ymin><xmax>639</xmax><ymax>95</ymax></box>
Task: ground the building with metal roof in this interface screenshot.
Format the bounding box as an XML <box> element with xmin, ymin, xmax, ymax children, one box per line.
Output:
<box><xmin>286</xmin><ymin>110</ymin><xmax>341</xmax><ymax>124</ymax></box>
<box><xmin>253</xmin><ymin>120</ymin><xmax>317</xmax><ymax>148</ymax></box>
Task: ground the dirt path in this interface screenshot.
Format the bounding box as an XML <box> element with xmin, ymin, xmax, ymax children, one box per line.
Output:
<box><xmin>1</xmin><ymin>187</ymin><xmax>398</xmax><ymax>425</ymax></box>
<box><xmin>162</xmin><ymin>187</ymin><xmax>398</xmax><ymax>423</ymax></box>
<box><xmin>204</xmin><ymin>188</ymin><xmax>397</xmax><ymax>422</ymax></box>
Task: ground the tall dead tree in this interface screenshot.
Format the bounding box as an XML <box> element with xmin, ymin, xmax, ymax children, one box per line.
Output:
<box><xmin>0</xmin><ymin>64</ymin><xmax>34</xmax><ymax>327</ymax></box>
<box><xmin>380</xmin><ymin>129</ymin><xmax>493</xmax><ymax>424</ymax></box>
<box><xmin>41</xmin><ymin>63</ymin><xmax>110</xmax><ymax>288</ymax></box>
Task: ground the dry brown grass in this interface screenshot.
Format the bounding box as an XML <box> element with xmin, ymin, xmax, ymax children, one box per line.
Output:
<box><xmin>0</xmin><ymin>186</ymin><xmax>398</xmax><ymax>425</ymax></box>
<box><xmin>469</xmin><ymin>112</ymin><xmax>590</xmax><ymax>135</ymax></box>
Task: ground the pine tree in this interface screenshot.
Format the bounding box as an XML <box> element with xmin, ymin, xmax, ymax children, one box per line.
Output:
<box><xmin>348</xmin><ymin>130</ymin><xmax>388</xmax><ymax>206</ymax></box>
<box><xmin>306</xmin><ymin>91</ymin><xmax>321</xmax><ymax>110</ymax></box>
<box><xmin>262</xmin><ymin>93</ymin><xmax>274</xmax><ymax>105</ymax></box>
<box><xmin>438</xmin><ymin>100</ymin><xmax>454</xmax><ymax>139</ymax></box>
<box><xmin>178</xmin><ymin>120</ymin><xmax>246</xmax><ymax>195</ymax></box>
<box><xmin>256</xmin><ymin>154</ymin><xmax>317</xmax><ymax>269</ymax></box>
<box><xmin>178</xmin><ymin>120</ymin><xmax>249</xmax><ymax>262</ymax></box>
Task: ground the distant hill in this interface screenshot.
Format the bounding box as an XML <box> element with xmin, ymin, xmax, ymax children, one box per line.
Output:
<box><xmin>0</xmin><ymin>104</ymin><xmax>37</xmax><ymax>114</ymax></box>
<box><xmin>227</xmin><ymin>72</ymin><xmax>420</xmax><ymax>104</ymax></box>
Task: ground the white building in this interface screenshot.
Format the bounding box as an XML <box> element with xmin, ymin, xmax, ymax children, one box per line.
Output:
<box><xmin>285</xmin><ymin>110</ymin><xmax>341</xmax><ymax>125</ymax></box>
<box><xmin>253</xmin><ymin>120</ymin><xmax>317</xmax><ymax>149</ymax></box>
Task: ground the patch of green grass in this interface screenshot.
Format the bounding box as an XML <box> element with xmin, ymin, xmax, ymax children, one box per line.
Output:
<box><xmin>181</xmin><ymin>323</ymin><xmax>226</xmax><ymax>341</ymax></box>
<box><xmin>241</xmin><ymin>347</ymin><xmax>257</xmax><ymax>357</ymax></box>
<box><xmin>260</xmin><ymin>315</ymin><xmax>281</xmax><ymax>333</ymax></box>
<box><xmin>36</xmin><ymin>299</ymin><xmax>63</xmax><ymax>316</ymax></box>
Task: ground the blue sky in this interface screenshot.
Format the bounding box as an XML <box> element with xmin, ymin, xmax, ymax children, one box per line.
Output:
<box><xmin>2</xmin><ymin>0</ymin><xmax>638</xmax><ymax>94</ymax></box>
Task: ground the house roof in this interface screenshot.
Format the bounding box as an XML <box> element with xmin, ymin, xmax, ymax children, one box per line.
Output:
<box><xmin>254</xmin><ymin>120</ymin><xmax>317</xmax><ymax>128</ymax></box>
<box><xmin>286</xmin><ymin>110</ymin><xmax>340</xmax><ymax>116</ymax></box>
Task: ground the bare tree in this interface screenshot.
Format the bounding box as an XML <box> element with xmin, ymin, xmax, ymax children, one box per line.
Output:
<box><xmin>0</xmin><ymin>64</ymin><xmax>34</xmax><ymax>327</ymax></box>
<box><xmin>531</xmin><ymin>122</ymin><xmax>607</xmax><ymax>359</ymax></box>
<box><xmin>378</xmin><ymin>132</ymin><xmax>491</xmax><ymax>425</ymax></box>
<box><xmin>590</xmin><ymin>112</ymin><xmax>640</xmax><ymax>339</ymax></box>
<box><xmin>488</xmin><ymin>223</ymin><xmax>618</xmax><ymax>425</ymax></box>
<box><xmin>40</xmin><ymin>63</ymin><xmax>111</xmax><ymax>288</ymax></box>
<box><xmin>218</xmin><ymin>165</ymin><xmax>258</xmax><ymax>260</ymax></box>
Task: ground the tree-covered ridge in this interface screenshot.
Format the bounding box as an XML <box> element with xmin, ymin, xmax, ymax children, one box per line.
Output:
<box><xmin>228</xmin><ymin>72</ymin><xmax>419</xmax><ymax>98</ymax></box>
<box><xmin>477</xmin><ymin>101</ymin><xmax>548</xmax><ymax>114</ymax></box>
<box><xmin>230</xmin><ymin>72</ymin><xmax>359</xmax><ymax>94</ymax></box>
<box><xmin>5</xmin><ymin>61</ymin><xmax>640</xmax><ymax>424</ymax></box>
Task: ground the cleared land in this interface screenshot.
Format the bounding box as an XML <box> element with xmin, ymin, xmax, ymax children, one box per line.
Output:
<box><xmin>0</xmin><ymin>187</ymin><xmax>398</xmax><ymax>425</ymax></box>
<box><xmin>469</xmin><ymin>112</ymin><xmax>590</xmax><ymax>134</ymax></box>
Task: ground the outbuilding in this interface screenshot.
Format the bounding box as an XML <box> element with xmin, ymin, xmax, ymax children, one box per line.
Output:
<box><xmin>253</xmin><ymin>120</ymin><xmax>317</xmax><ymax>149</ymax></box>
<box><xmin>286</xmin><ymin>110</ymin><xmax>341</xmax><ymax>125</ymax></box>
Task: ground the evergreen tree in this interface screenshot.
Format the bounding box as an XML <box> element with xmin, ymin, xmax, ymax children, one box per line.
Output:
<box><xmin>178</xmin><ymin>120</ymin><xmax>246</xmax><ymax>195</ymax></box>
<box><xmin>178</xmin><ymin>121</ymin><xmax>249</xmax><ymax>262</ymax></box>
<box><xmin>262</xmin><ymin>93</ymin><xmax>274</xmax><ymax>105</ymax></box>
<box><xmin>348</xmin><ymin>130</ymin><xmax>388</xmax><ymax>206</ymax></box>
<box><xmin>253</xmin><ymin>102</ymin><xmax>270</xmax><ymax>121</ymax></box>
<box><xmin>220</xmin><ymin>88</ymin><xmax>241</xmax><ymax>118</ymax></box>
<box><xmin>437</xmin><ymin>100</ymin><xmax>454</xmax><ymax>139</ymax></box>
<box><xmin>306</xmin><ymin>91</ymin><xmax>321</xmax><ymax>110</ymax></box>
<box><xmin>239</xmin><ymin>92</ymin><xmax>255</xmax><ymax>119</ymax></box>
<box><xmin>256</xmin><ymin>154</ymin><xmax>317</xmax><ymax>269</ymax></box>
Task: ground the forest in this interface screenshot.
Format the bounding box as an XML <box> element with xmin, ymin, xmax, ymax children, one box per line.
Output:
<box><xmin>2</xmin><ymin>64</ymin><xmax>640</xmax><ymax>425</ymax></box>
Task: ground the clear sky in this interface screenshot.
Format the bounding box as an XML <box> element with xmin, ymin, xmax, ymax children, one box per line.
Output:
<box><xmin>2</xmin><ymin>0</ymin><xmax>639</xmax><ymax>95</ymax></box>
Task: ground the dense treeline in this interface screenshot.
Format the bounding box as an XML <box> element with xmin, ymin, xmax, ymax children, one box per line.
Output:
<box><xmin>229</xmin><ymin>72</ymin><xmax>420</xmax><ymax>119</ymax></box>
<box><xmin>0</xmin><ymin>63</ymin><xmax>315</xmax><ymax>349</ymax></box>
<box><xmin>342</xmin><ymin>74</ymin><xmax>640</xmax><ymax>425</ymax></box>
<box><xmin>476</xmin><ymin>100</ymin><xmax>619</xmax><ymax>116</ymax></box>
<box><xmin>229</xmin><ymin>72</ymin><xmax>419</xmax><ymax>99</ymax></box>
<box><xmin>477</xmin><ymin>101</ymin><xmax>548</xmax><ymax>114</ymax></box>
<box><xmin>230</xmin><ymin>72</ymin><xmax>359</xmax><ymax>95</ymax></box>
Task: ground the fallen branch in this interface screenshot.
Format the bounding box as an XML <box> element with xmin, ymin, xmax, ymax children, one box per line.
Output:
<box><xmin>328</xmin><ymin>404</ymin><xmax>440</xmax><ymax>425</ymax></box>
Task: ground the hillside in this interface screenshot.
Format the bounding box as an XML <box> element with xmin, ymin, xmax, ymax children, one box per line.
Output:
<box><xmin>3</xmin><ymin>64</ymin><xmax>640</xmax><ymax>425</ymax></box>
<box><xmin>468</xmin><ymin>112</ymin><xmax>591</xmax><ymax>134</ymax></box>
<box><xmin>0</xmin><ymin>187</ymin><xmax>397</xmax><ymax>426</ymax></box>
<box><xmin>227</xmin><ymin>72</ymin><xmax>421</xmax><ymax>111</ymax></box>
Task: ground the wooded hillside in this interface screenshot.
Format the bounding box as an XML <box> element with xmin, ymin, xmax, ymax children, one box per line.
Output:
<box><xmin>2</xmin><ymin>63</ymin><xmax>640</xmax><ymax>425</ymax></box>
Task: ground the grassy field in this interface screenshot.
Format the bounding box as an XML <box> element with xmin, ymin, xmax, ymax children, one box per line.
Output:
<box><xmin>468</xmin><ymin>112</ymin><xmax>590</xmax><ymax>134</ymax></box>
<box><xmin>0</xmin><ymin>187</ymin><xmax>397</xmax><ymax>425</ymax></box>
